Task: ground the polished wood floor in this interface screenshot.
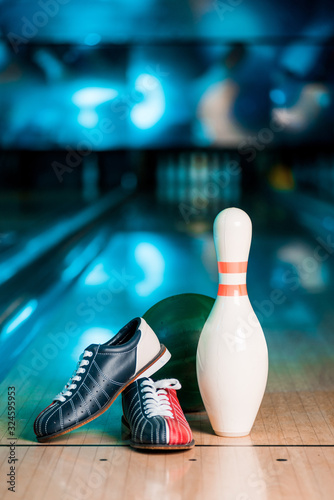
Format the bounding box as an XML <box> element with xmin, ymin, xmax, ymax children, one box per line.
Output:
<box><xmin>1</xmin><ymin>318</ymin><xmax>334</xmax><ymax>500</ymax></box>
<box><xmin>1</xmin><ymin>196</ymin><xmax>334</xmax><ymax>499</ymax></box>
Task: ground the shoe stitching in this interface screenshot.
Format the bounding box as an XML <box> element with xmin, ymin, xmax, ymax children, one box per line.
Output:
<box><xmin>97</xmin><ymin>345</ymin><xmax>137</xmax><ymax>355</ymax></box>
<box><xmin>44</xmin><ymin>406</ymin><xmax>62</xmax><ymax>436</ymax></box>
<box><xmin>36</xmin><ymin>403</ymin><xmax>57</xmax><ymax>435</ymax></box>
<box><xmin>127</xmin><ymin>394</ymin><xmax>140</xmax><ymax>416</ymax></box>
<box><xmin>123</xmin><ymin>381</ymin><xmax>191</xmax><ymax>447</ymax></box>
<box><xmin>69</xmin><ymin>399</ymin><xmax>78</xmax><ymax>424</ymax></box>
<box><xmin>139</xmin><ymin>420</ymin><xmax>148</xmax><ymax>443</ymax></box>
<box><xmin>160</xmin><ymin>416</ymin><xmax>166</xmax><ymax>444</ymax></box>
<box><xmin>92</xmin><ymin>361</ymin><xmax>124</xmax><ymax>387</ymax></box>
<box><xmin>87</xmin><ymin>373</ymin><xmax>110</xmax><ymax>399</ymax></box>
<box><xmin>130</xmin><ymin>406</ymin><xmax>142</xmax><ymax>430</ymax></box>
<box><xmin>36</xmin><ymin>341</ymin><xmax>164</xmax><ymax>438</ymax></box>
<box><xmin>154</xmin><ymin>417</ymin><xmax>159</xmax><ymax>444</ymax></box>
<box><xmin>156</xmin><ymin>416</ymin><xmax>165</xmax><ymax>444</ymax></box>
<box><xmin>149</xmin><ymin>418</ymin><xmax>154</xmax><ymax>444</ymax></box>
<box><xmin>77</xmin><ymin>390</ymin><xmax>91</xmax><ymax>416</ymax></box>
<box><xmin>59</xmin><ymin>407</ymin><xmax>63</xmax><ymax>431</ymax></box>
<box><xmin>134</xmin><ymin>414</ymin><xmax>145</xmax><ymax>440</ymax></box>
<box><xmin>82</xmin><ymin>383</ymin><xmax>102</xmax><ymax>410</ymax></box>
<box><xmin>124</xmin><ymin>382</ymin><xmax>170</xmax><ymax>446</ymax></box>
<box><xmin>41</xmin><ymin>348</ymin><xmax>100</xmax><ymax>429</ymax></box>
<box><xmin>37</xmin><ymin>403</ymin><xmax>59</xmax><ymax>435</ymax></box>
<box><xmin>36</xmin><ymin>402</ymin><xmax>58</xmax><ymax>433</ymax></box>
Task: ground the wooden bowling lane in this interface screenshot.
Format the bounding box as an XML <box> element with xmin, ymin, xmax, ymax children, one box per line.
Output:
<box><xmin>1</xmin><ymin>321</ymin><xmax>334</xmax><ymax>447</ymax></box>
<box><xmin>1</xmin><ymin>444</ymin><xmax>334</xmax><ymax>499</ymax></box>
<box><xmin>1</xmin><ymin>195</ymin><xmax>334</xmax><ymax>499</ymax></box>
<box><xmin>1</xmin><ymin>302</ymin><xmax>334</xmax><ymax>499</ymax></box>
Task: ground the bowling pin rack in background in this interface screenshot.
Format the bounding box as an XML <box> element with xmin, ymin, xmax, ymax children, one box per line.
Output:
<box><xmin>156</xmin><ymin>151</ymin><xmax>241</xmax><ymax>211</ymax></box>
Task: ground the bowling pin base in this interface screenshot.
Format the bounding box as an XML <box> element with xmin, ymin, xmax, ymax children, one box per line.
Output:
<box><xmin>214</xmin><ymin>431</ymin><xmax>250</xmax><ymax>437</ymax></box>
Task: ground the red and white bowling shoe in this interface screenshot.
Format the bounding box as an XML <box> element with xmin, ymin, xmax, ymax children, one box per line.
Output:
<box><xmin>122</xmin><ymin>377</ymin><xmax>194</xmax><ymax>450</ymax></box>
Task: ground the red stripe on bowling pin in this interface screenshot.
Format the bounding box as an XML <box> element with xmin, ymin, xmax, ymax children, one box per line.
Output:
<box><xmin>217</xmin><ymin>261</ymin><xmax>248</xmax><ymax>296</ymax></box>
<box><xmin>218</xmin><ymin>261</ymin><xmax>248</xmax><ymax>273</ymax></box>
<box><xmin>218</xmin><ymin>284</ymin><xmax>247</xmax><ymax>296</ymax></box>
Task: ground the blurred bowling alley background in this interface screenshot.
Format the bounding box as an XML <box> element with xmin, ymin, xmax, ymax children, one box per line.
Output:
<box><xmin>1</xmin><ymin>0</ymin><xmax>334</xmax><ymax>407</ymax></box>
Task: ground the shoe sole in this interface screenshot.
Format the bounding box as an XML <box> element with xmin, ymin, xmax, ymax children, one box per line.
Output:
<box><xmin>36</xmin><ymin>345</ymin><xmax>171</xmax><ymax>443</ymax></box>
<box><xmin>130</xmin><ymin>440</ymin><xmax>195</xmax><ymax>451</ymax></box>
<box><xmin>121</xmin><ymin>416</ymin><xmax>195</xmax><ymax>451</ymax></box>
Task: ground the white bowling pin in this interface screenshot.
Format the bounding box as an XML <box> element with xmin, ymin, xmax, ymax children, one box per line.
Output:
<box><xmin>196</xmin><ymin>207</ymin><xmax>268</xmax><ymax>437</ymax></box>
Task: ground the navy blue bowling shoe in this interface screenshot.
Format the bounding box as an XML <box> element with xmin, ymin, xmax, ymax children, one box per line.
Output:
<box><xmin>34</xmin><ymin>318</ymin><xmax>170</xmax><ymax>442</ymax></box>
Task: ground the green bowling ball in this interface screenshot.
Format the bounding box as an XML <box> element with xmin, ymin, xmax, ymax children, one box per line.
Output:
<box><xmin>143</xmin><ymin>293</ymin><xmax>214</xmax><ymax>412</ymax></box>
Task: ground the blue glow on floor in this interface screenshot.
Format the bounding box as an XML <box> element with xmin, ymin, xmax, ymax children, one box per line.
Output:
<box><xmin>134</xmin><ymin>242</ymin><xmax>165</xmax><ymax>296</ymax></box>
<box><xmin>62</xmin><ymin>239</ymin><xmax>101</xmax><ymax>281</ymax></box>
<box><xmin>2</xmin><ymin>299</ymin><xmax>38</xmax><ymax>338</ymax></box>
<box><xmin>84</xmin><ymin>263</ymin><xmax>110</xmax><ymax>286</ymax></box>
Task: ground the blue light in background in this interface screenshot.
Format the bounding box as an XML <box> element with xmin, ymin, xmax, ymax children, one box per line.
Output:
<box><xmin>270</xmin><ymin>89</ymin><xmax>286</xmax><ymax>106</ymax></box>
<box><xmin>134</xmin><ymin>242</ymin><xmax>165</xmax><ymax>296</ymax></box>
<box><xmin>72</xmin><ymin>87</ymin><xmax>118</xmax><ymax>107</ymax></box>
<box><xmin>84</xmin><ymin>263</ymin><xmax>110</xmax><ymax>286</ymax></box>
<box><xmin>316</xmin><ymin>91</ymin><xmax>331</xmax><ymax>108</ymax></box>
<box><xmin>199</xmin><ymin>4</ymin><xmax>262</xmax><ymax>39</ymax></box>
<box><xmin>2</xmin><ymin>299</ymin><xmax>38</xmax><ymax>338</ymax></box>
<box><xmin>73</xmin><ymin>87</ymin><xmax>118</xmax><ymax>129</ymax></box>
<box><xmin>323</xmin><ymin>216</ymin><xmax>334</xmax><ymax>231</ymax></box>
<box><xmin>121</xmin><ymin>172</ymin><xmax>138</xmax><ymax>190</ymax></box>
<box><xmin>78</xmin><ymin>109</ymin><xmax>99</xmax><ymax>128</ymax></box>
<box><xmin>72</xmin><ymin>327</ymin><xmax>114</xmax><ymax>360</ymax></box>
<box><xmin>280</xmin><ymin>22</ymin><xmax>333</xmax><ymax>78</ymax></box>
<box><xmin>0</xmin><ymin>39</ymin><xmax>11</xmax><ymax>70</ymax></box>
<box><xmin>130</xmin><ymin>74</ymin><xmax>165</xmax><ymax>129</ymax></box>
<box><xmin>33</xmin><ymin>49</ymin><xmax>64</xmax><ymax>80</ymax></box>
<box><xmin>276</xmin><ymin>241</ymin><xmax>329</xmax><ymax>292</ymax></box>
<box><xmin>84</xmin><ymin>33</ymin><xmax>102</xmax><ymax>46</ymax></box>
<box><xmin>281</xmin><ymin>44</ymin><xmax>319</xmax><ymax>77</ymax></box>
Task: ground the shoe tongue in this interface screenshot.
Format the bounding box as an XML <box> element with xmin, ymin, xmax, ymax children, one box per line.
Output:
<box><xmin>154</xmin><ymin>378</ymin><xmax>181</xmax><ymax>390</ymax></box>
<box><xmin>85</xmin><ymin>344</ymin><xmax>99</xmax><ymax>353</ymax></box>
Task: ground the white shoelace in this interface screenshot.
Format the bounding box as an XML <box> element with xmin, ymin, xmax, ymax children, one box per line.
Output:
<box><xmin>141</xmin><ymin>378</ymin><xmax>181</xmax><ymax>418</ymax></box>
<box><xmin>54</xmin><ymin>350</ymin><xmax>93</xmax><ymax>403</ymax></box>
